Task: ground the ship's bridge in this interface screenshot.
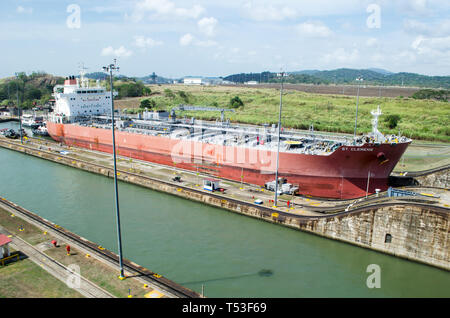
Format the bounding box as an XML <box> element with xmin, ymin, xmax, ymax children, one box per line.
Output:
<box><xmin>52</xmin><ymin>74</ymin><xmax>116</xmax><ymax>119</ymax></box>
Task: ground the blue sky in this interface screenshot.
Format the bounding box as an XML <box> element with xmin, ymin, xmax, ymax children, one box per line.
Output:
<box><xmin>1</xmin><ymin>0</ymin><xmax>449</xmax><ymax>78</ymax></box>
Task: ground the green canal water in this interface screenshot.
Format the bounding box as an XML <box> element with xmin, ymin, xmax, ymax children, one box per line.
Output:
<box><xmin>1</xmin><ymin>122</ymin><xmax>449</xmax><ymax>297</ymax></box>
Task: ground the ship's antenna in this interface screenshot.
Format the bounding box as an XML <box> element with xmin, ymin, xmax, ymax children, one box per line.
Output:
<box><xmin>102</xmin><ymin>59</ymin><xmax>125</xmax><ymax>280</ymax></box>
<box><xmin>79</xmin><ymin>62</ymin><xmax>89</xmax><ymax>88</ymax></box>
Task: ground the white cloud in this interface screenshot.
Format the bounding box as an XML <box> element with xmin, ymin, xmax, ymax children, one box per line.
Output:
<box><xmin>132</xmin><ymin>0</ymin><xmax>205</xmax><ymax>22</ymax></box>
<box><xmin>198</xmin><ymin>17</ymin><xmax>218</xmax><ymax>37</ymax></box>
<box><xmin>411</xmin><ymin>35</ymin><xmax>450</xmax><ymax>56</ymax></box>
<box><xmin>133</xmin><ymin>35</ymin><xmax>163</xmax><ymax>49</ymax></box>
<box><xmin>404</xmin><ymin>19</ymin><xmax>450</xmax><ymax>37</ymax></box>
<box><xmin>296</xmin><ymin>21</ymin><xmax>332</xmax><ymax>38</ymax></box>
<box><xmin>240</xmin><ymin>0</ymin><xmax>367</xmax><ymax>21</ymax></box>
<box><xmin>17</xmin><ymin>6</ymin><xmax>33</xmax><ymax>14</ymax></box>
<box><xmin>322</xmin><ymin>48</ymin><xmax>359</xmax><ymax>64</ymax></box>
<box><xmin>242</xmin><ymin>2</ymin><xmax>297</xmax><ymax>21</ymax></box>
<box><xmin>175</xmin><ymin>5</ymin><xmax>205</xmax><ymax>19</ymax></box>
<box><xmin>400</xmin><ymin>0</ymin><xmax>433</xmax><ymax>16</ymax></box>
<box><xmin>179</xmin><ymin>33</ymin><xmax>194</xmax><ymax>46</ymax></box>
<box><xmin>101</xmin><ymin>46</ymin><xmax>133</xmax><ymax>58</ymax></box>
<box><xmin>195</xmin><ymin>40</ymin><xmax>218</xmax><ymax>47</ymax></box>
<box><xmin>366</xmin><ymin>37</ymin><xmax>378</xmax><ymax>47</ymax></box>
<box><xmin>179</xmin><ymin>34</ymin><xmax>218</xmax><ymax>47</ymax></box>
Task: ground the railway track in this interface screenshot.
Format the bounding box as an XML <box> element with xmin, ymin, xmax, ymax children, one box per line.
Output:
<box><xmin>394</xmin><ymin>164</ymin><xmax>450</xmax><ymax>177</ymax></box>
<box><xmin>4</xmin><ymin>233</ymin><xmax>114</xmax><ymax>298</ymax></box>
<box><xmin>0</xmin><ymin>196</ymin><xmax>201</xmax><ymax>298</ymax></box>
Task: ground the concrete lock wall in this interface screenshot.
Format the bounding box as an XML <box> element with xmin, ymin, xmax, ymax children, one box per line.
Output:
<box><xmin>0</xmin><ymin>139</ymin><xmax>449</xmax><ymax>271</ymax></box>
<box><xmin>415</xmin><ymin>169</ymin><xmax>449</xmax><ymax>189</ymax></box>
<box><xmin>295</xmin><ymin>206</ymin><xmax>449</xmax><ymax>270</ymax></box>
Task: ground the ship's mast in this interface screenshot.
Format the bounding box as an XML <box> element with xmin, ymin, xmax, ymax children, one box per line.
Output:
<box><xmin>79</xmin><ymin>62</ymin><xmax>89</xmax><ymax>88</ymax></box>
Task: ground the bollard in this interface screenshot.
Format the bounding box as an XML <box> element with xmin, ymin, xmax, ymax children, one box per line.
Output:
<box><xmin>66</xmin><ymin>245</ymin><xmax>71</xmax><ymax>256</ymax></box>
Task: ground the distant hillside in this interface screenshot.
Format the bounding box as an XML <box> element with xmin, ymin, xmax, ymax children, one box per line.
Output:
<box><xmin>85</xmin><ymin>71</ymin><xmax>173</xmax><ymax>84</ymax></box>
<box><xmin>224</xmin><ymin>68</ymin><xmax>450</xmax><ymax>88</ymax></box>
<box><xmin>84</xmin><ymin>72</ymin><xmax>109</xmax><ymax>80</ymax></box>
<box><xmin>139</xmin><ymin>72</ymin><xmax>173</xmax><ymax>84</ymax></box>
<box><xmin>85</xmin><ymin>72</ymin><xmax>134</xmax><ymax>82</ymax></box>
<box><xmin>367</xmin><ymin>68</ymin><xmax>393</xmax><ymax>75</ymax></box>
<box><xmin>0</xmin><ymin>72</ymin><xmax>64</xmax><ymax>108</ymax></box>
<box><xmin>290</xmin><ymin>70</ymin><xmax>321</xmax><ymax>76</ymax></box>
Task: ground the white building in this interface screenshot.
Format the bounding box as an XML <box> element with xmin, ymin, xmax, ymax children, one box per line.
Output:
<box><xmin>183</xmin><ymin>78</ymin><xmax>203</xmax><ymax>85</ymax></box>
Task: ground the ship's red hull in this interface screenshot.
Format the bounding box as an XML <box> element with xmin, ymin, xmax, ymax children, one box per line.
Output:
<box><xmin>47</xmin><ymin>122</ymin><xmax>409</xmax><ymax>199</ymax></box>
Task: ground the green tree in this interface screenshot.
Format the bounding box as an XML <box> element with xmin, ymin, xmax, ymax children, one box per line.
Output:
<box><xmin>384</xmin><ymin>114</ymin><xmax>401</xmax><ymax>129</ymax></box>
<box><xmin>25</xmin><ymin>88</ymin><xmax>42</xmax><ymax>100</ymax></box>
<box><xmin>164</xmin><ymin>88</ymin><xmax>175</xmax><ymax>98</ymax></box>
<box><xmin>177</xmin><ymin>90</ymin><xmax>189</xmax><ymax>103</ymax></box>
<box><xmin>143</xmin><ymin>86</ymin><xmax>151</xmax><ymax>96</ymax></box>
<box><xmin>140</xmin><ymin>98</ymin><xmax>156</xmax><ymax>109</ymax></box>
<box><xmin>230</xmin><ymin>96</ymin><xmax>244</xmax><ymax>108</ymax></box>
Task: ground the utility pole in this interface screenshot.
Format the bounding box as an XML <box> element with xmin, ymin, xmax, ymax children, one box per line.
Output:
<box><xmin>103</xmin><ymin>59</ymin><xmax>125</xmax><ymax>279</ymax></box>
<box><xmin>353</xmin><ymin>77</ymin><xmax>363</xmax><ymax>143</ymax></box>
<box><xmin>274</xmin><ymin>71</ymin><xmax>287</xmax><ymax>207</ymax></box>
<box><xmin>15</xmin><ymin>73</ymin><xmax>23</xmax><ymax>144</ymax></box>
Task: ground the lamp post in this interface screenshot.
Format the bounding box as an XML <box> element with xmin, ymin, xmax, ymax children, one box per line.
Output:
<box><xmin>14</xmin><ymin>73</ymin><xmax>23</xmax><ymax>144</ymax></box>
<box><xmin>103</xmin><ymin>59</ymin><xmax>125</xmax><ymax>279</ymax></box>
<box><xmin>273</xmin><ymin>71</ymin><xmax>287</xmax><ymax>207</ymax></box>
<box><xmin>353</xmin><ymin>77</ymin><xmax>363</xmax><ymax>142</ymax></box>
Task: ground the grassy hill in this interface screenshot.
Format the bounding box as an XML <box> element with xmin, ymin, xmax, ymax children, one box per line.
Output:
<box><xmin>225</xmin><ymin>68</ymin><xmax>450</xmax><ymax>89</ymax></box>
<box><xmin>115</xmin><ymin>84</ymin><xmax>450</xmax><ymax>142</ymax></box>
<box><xmin>0</xmin><ymin>72</ymin><xmax>64</xmax><ymax>108</ymax></box>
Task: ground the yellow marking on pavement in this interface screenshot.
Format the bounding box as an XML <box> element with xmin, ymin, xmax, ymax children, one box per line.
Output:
<box><xmin>145</xmin><ymin>290</ymin><xmax>164</xmax><ymax>298</ymax></box>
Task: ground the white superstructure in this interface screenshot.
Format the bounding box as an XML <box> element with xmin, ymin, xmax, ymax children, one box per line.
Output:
<box><xmin>52</xmin><ymin>70</ymin><xmax>117</xmax><ymax>119</ymax></box>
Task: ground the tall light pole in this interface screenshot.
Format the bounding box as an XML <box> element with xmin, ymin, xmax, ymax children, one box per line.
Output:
<box><xmin>273</xmin><ymin>71</ymin><xmax>287</xmax><ymax>207</ymax></box>
<box><xmin>353</xmin><ymin>77</ymin><xmax>363</xmax><ymax>143</ymax></box>
<box><xmin>14</xmin><ymin>73</ymin><xmax>23</xmax><ymax>144</ymax></box>
<box><xmin>103</xmin><ymin>59</ymin><xmax>125</xmax><ymax>279</ymax></box>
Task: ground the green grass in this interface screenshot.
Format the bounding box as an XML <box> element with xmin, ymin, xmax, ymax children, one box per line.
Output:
<box><xmin>0</xmin><ymin>258</ymin><xmax>83</xmax><ymax>298</ymax></box>
<box><xmin>44</xmin><ymin>248</ymin><xmax>150</xmax><ymax>298</ymax></box>
<box><xmin>0</xmin><ymin>207</ymin><xmax>154</xmax><ymax>298</ymax></box>
<box><xmin>0</xmin><ymin>207</ymin><xmax>49</xmax><ymax>246</ymax></box>
<box><xmin>116</xmin><ymin>85</ymin><xmax>450</xmax><ymax>142</ymax></box>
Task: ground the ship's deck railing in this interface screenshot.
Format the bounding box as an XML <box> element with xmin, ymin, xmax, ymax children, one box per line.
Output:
<box><xmin>65</xmin><ymin>115</ymin><xmax>410</xmax><ymax>150</ymax></box>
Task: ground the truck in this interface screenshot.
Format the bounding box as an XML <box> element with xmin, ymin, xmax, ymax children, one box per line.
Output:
<box><xmin>264</xmin><ymin>178</ymin><xmax>299</xmax><ymax>195</ymax></box>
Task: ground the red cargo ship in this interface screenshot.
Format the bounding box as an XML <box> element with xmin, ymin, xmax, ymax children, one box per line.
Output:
<box><xmin>47</xmin><ymin>73</ymin><xmax>410</xmax><ymax>199</ymax></box>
